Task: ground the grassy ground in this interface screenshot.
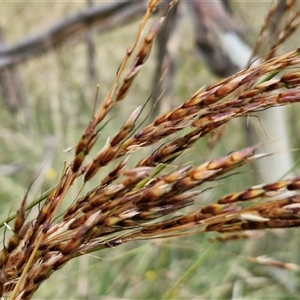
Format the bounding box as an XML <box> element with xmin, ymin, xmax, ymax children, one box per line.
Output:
<box><xmin>1</xmin><ymin>1</ymin><xmax>300</xmax><ymax>299</ymax></box>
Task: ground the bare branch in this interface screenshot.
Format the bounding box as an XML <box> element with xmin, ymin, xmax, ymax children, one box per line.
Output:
<box><xmin>0</xmin><ymin>1</ymin><xmax>146</xmax><ymax>70</ymax></box>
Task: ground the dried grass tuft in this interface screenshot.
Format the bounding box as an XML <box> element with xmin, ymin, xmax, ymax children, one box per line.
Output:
<box><xmin>2</xmin><ymin>1</ymin><xmax>300</xmax><ymax>299</ymax></box>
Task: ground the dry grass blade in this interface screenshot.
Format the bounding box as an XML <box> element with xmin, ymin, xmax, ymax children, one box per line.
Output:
<box><xmin>246</xmin><ymin>256</ymin><xmax>300</xmax><ymax>273</ymax></box>
<box><xmin>252</xmin><ymin>0</ymin><xmax>299</xmax><ymax>61</ymax></box>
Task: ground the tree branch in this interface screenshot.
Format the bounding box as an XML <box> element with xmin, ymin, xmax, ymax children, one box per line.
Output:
<box><xmin>0</xmin><ymin>1</ymin><xmax>146</xmax><ymax>70</ymax></box>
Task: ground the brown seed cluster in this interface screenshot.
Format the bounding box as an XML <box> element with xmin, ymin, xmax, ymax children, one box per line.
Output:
<box><xmin>2</xmin><ymin>1</ymin><xmax>300</xmax><ymax>299</ymax></box>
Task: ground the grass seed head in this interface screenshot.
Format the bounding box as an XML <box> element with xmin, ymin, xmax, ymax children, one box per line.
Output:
<box><xmin>3</xmin><ymin>1</ymin><xmax>300</xmax><ymax>299</ymax></box>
